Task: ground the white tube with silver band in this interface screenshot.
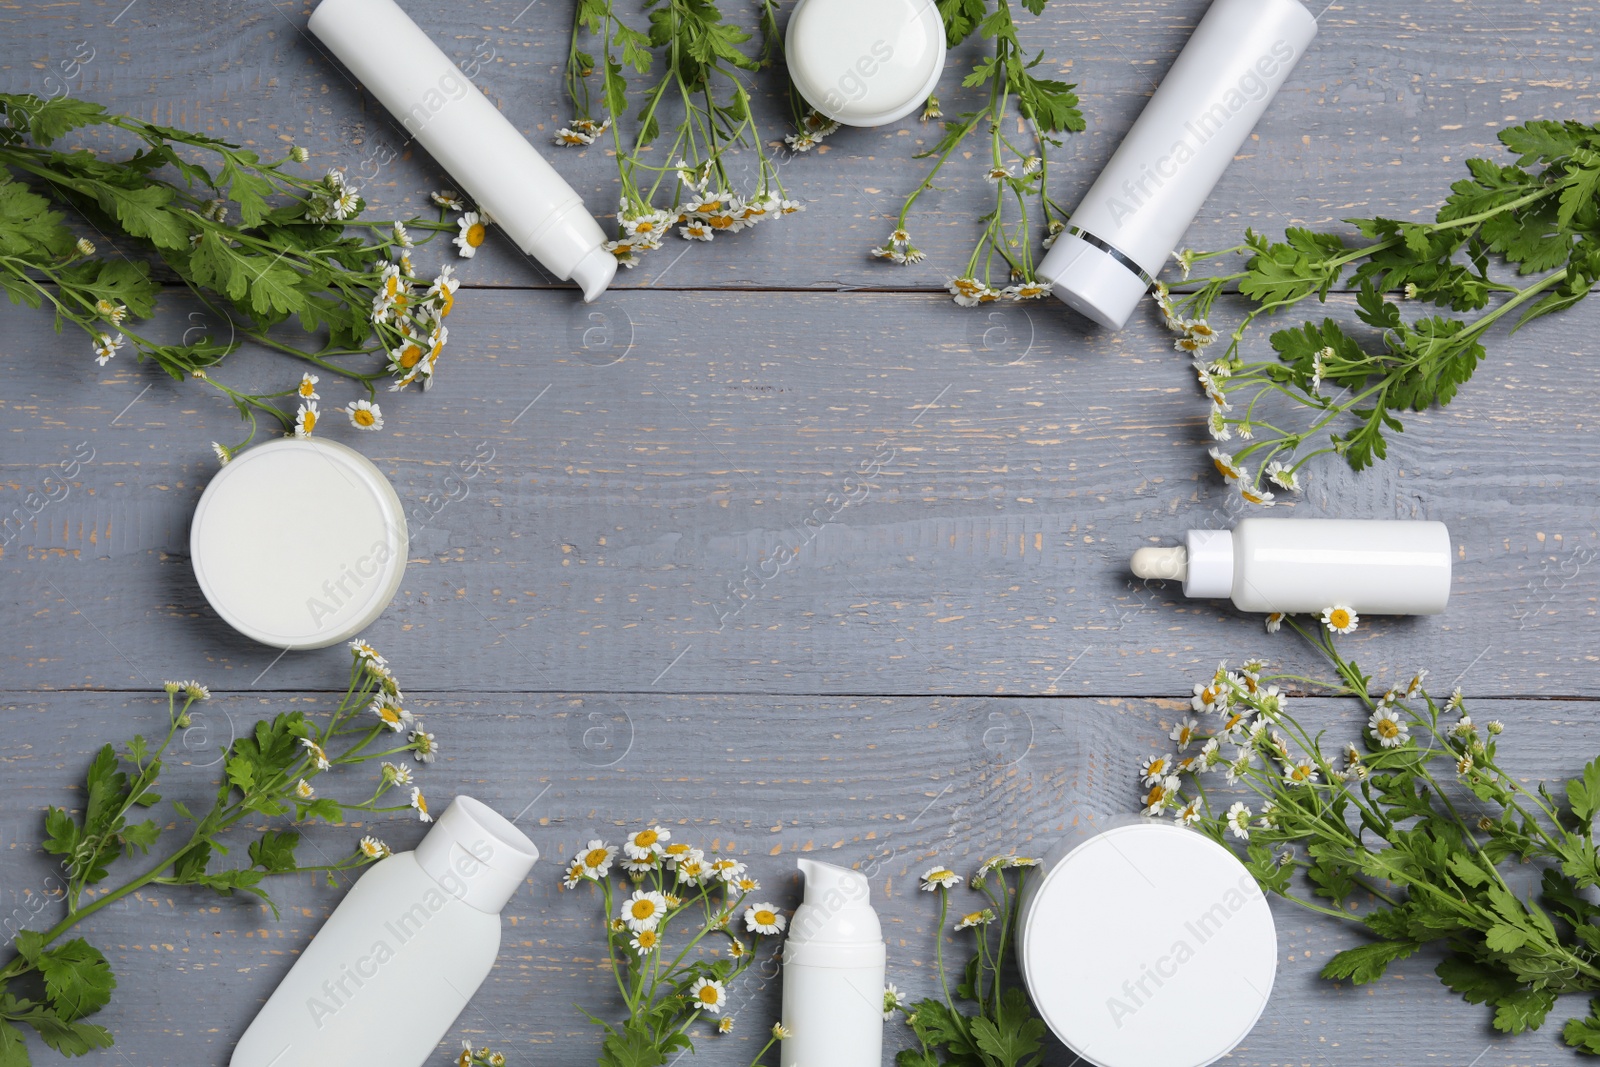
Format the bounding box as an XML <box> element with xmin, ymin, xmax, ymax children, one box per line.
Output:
<box><xmin>1037</xmin><ymin>0</ymin><xmax>1318</xmax><ymax>329</ymax></box>
<box><xmin>309</xmin><ymin>0</ymin><xmax>616</xmax><ymax>301</ymax></box>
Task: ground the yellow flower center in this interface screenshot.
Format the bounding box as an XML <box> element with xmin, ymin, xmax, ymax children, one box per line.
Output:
<box><xmin>398</xmin><ymin>344</ymin><xmax>424</xmax><ymax>368</ymax></box>
<box><xmin>584</xmin><ymin>848</ymin><xmax>609</xmax><ymax>867</ymax></box>
<box><xmin>1145</xmin><ymin>783</ymin><xmax>1166</xmax><ymax>805</ymax></box>
<box><xmin>634</xmin><ymin>830</ymin><xmax>659</xmax><ymax>848</ymax></box>
<box><xmin>1329</xmin><ymin>609</ymin><xmax>1351</xmax><ymax>629</ymax></box>
<box><xmin>299</xmin><ymin>382</ymin><xmax>315</xmax><ymax>397</ymax></box>
<box><xmin>631</xmin><ymin>899</ymin><xmax>657</xmax><ymax>920</ymax></box>
<box><xmin>465</xmin><ymin>222</ymin><xmax>487</xmax><ymax>247</ymax></box>
<box><xmin>636</xmin><ymin>930</ymin><xmax>657</xmax><ymax>948</ymax></box>
<box><xmin>1376</xmin><ymin>719</ymin><xmax>1399</xmax><ymax>738</ymax></box>
<box><xmin>301</xmin><ymin>409</ymin><xmax>317</xmax><ymax>433</ymax></box>
<box><xmin>635</xmin><ymin>219</ymin><xmax>657</xmax><ymax>233</ymax></box>
<box><xmin>697</xmin><ymin>985</ymin><xmax>719</xmax><ymax>1004</ymax></box>
<box><xmin>1212</xmin><ymin>457</ymin><xmax>1234</xmax><ymax>478</ymax></box>
<box><xmin>928</xmin><ymin>869</ymin><xmax>953</xmax><ymax>882</ymax></box>
<box><xmin>438</xmin><ymin>288</ymin><xmax>455</xmax><ymax>316</ymax></box>
<box><xmin>1200</xmin><ymin>687</ymin><xmax>1216</xmax><ymax>705</ymax></box>
<box><xmin>753</xmin><ymin>909</ymin><xmax>776</xmax><ymax>927</ymax></box>
<box><xmin>415</xmin><ymin>793</ymin><xmax>429</xmax><ymax>815</ymax></box>
<box><xmin>708</xmin><ymin>214</ymin><xmax>736</xmax><ymax>229</ymax></box>
<box><xmin>379</xmin><ymin>705</ymin><xmax>400</xmax><ymax>723</ymax></box>
<box><xmin>353</xmin><ymin>408</ymin><xmax>377</xmax><ymax>427</ymax></box>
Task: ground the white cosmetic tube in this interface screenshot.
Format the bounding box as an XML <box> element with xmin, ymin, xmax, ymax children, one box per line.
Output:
<box><xmin>1038</xmin><ymin>0</ymin><xmax>1317</xmax><ymax>329</ymax></box>
<box><xmin>1130</xmin><ymin>518</ymin><xmax>1453</xmax><ymax>615</ymax></box>
<box><xmin>309</xmin><ymin>0</ymin><xmax>616</xmax><ymax>301</ymax></box>
<box><xmin>780</xmin><ymin>859</ymin><xmax>885</xmax><ymax>1067</ymax></box>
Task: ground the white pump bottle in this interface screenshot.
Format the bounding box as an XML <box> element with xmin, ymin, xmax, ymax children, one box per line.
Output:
<box><xmin>1130</xmin><ymin>518</ymin><xmax>1453</xmax><ymax>615</ymax></box>
<box><xmin>308</xmin><ymin>0</ymin><xmax>616</xmax><ymax>301</ymax></box>
<box><xmin>781</xmin><ymin>859</ymin><xmax>886</xmax><ymax>1067</ymax></box>
<box><xmin>229</xmin><ymin>796</ymin><xmax>539</xmax><ymax>1067</ymax></box>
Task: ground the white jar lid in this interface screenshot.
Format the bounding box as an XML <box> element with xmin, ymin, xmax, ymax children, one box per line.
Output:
<box><xmin>785</xmin><ymin>0</ymin><xmax>945</xmax><ymax>127</ymax></box>
<box><xmin>1016</xmin><ymin>821</ymin><xmax>1276</xmax><ymax>1067</ymax></box>
<box><xmin>190</xmin><ymin>438</ymin><xmax>408</xmax><ymax>650</ymax></box>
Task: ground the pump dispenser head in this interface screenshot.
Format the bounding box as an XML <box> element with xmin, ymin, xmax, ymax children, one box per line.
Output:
<box><xmin>785</xmin><ymin>859</ymin><xmax>884</xmax><ymax>963</ymax></box>
<box><xmin>413</xmin><ymin>795</ymin><xmax>540</xmax><ymax>914</ymax></box>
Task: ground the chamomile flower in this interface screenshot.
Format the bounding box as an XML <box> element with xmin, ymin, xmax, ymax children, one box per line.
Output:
<box><xmin>772</xmin><ymin>1023</ymin><xmax>792</xmax><ymax>1040</ymax></box>
<box><xmin>1191</xmin><ymin>681</ymin><xmax>1225</xmax><ymax>714</ymax></box>
<box><xmin>381</xmin><ymin>761</ymin><xmax>413</xmax><ymax>785</ymax></box>
<box><xmin>1174</xmin><ymin>798</ymin><xmax>1202</xmax><ymax>826</ymax></box>
<box><xmin>294</xmin><ymin>401</ymin><xmax>319</xmax><ymax>438</ymax></box>
<box><xmin>623</xmin><ymin>927</ymin><xmax>658</xmax><ymax>956</ymax></box>
<box><xmin>1239</xmin><ymin>484</ymin><xmax>1276</xmax><ymax>507</ymax></box>
<box><xmin>345</xmin><ymin>399</ymin><xmax>384</xmax><ymax>431</ymax></box>
<box><xmin>680</xmin><ymin>219</ymin><xmax>713</xmax><ymax>241</ymax></box>
<box><xmin>954</xmin><ymin>908</ymin><xmax>995</xmax><ymax>931</ymax></box>
<box><xmin>1142</xmin><ymin>774</ymin><xmax>1179</xmax><ymax>816</ymax></box>
<box><xmin>1010</xmin><ymin>280</ymin><xmax>1051</xmax><ymax>300</ymax></box>
<box><xmin>577</xmin><ymin>840</ymin><xmax>616</xmax><ymax>877</ymax></box>
<box><xmin>92</xmin><ymin>331</ymin><xmax>124</xmax><ymax>366</ymax></box>
<box><xmin>710</xmin><ymin>857</ymin><xmax>746</xmax><ymax>884</ymax></box>
<box><xmin>300</xmin><ymin>737</ymin><xmax>331</xmax><ymax>771</ymax></box>
<box><xmin>409</xmin><ymin>724</ymin><xmax>438</xmax><ymax>763</ymax></box>
<box><xmin>625</xmin><ymin>826</ymin><xmax>670</xmax><ymax>860</ymax></box>
<box><xmin>294</xmin><ymin>778</ymin><xmax>315</xmax><ymax>799</ymax></box>
<box><xmin>735</xmin><ymin>875</ymin><xmax>760</xmax><ymax>893</ymax></box>
<box><xmin>94</xmin><ymin>298</ymin><xmax>127</xmax><ymax>325</ymax></box>
<box><xmin>947</xmin><ymin>276</ymin><xmax>985</xmax><ymax>306</ymax></box>
<box><xmin>621</xmin><ymin>854</ymin><xmax>657</xmax><ymax>876</ymax></box>
<box><xmin>1169</xmin><ymin>717</ymin><xmax>1200</xmax><ymax>751</ymax></box>
<box><xmin>1283</xmin><ymin>758</ymin><xmax>1319</xmax><ymax>786</ymax></box>
<box><xmin>454</xmin><ymin>211</ymin><xmax>489</xmax><ymax>257</ymax></box>
<box><xmin>1450</xmin><ymin>716</ymin><xmax>1478</xmax><ymax>741</ymax></box>
<box><xmin>1207</xmin><ymin>406</ymin><xmax>1232</xmax><ymax>441</ymax></box>
<box><xmin>1404</xmin><ymin>670</ymin><xmax>1428</xmax><ymax>698</ymax></box>
<box><xmin>676</xmin><ymin>853</ymin><xmax>710</xmax><ymax>886</ymax></box>
<box><xmin>1224</xmin><ymin>749</ymin><xmax>1253</xmax><ymax>784</ymax></box>
<box><xmin>76</xmin><ymin>237</ymin><xmax>96</xmax><ymax>256</ymax></box>
<box><xmin>1225</xmin><ymin>802</ymin><xmax>1252</xmax><ymax>839</ymax></box>
<box><xmin>410</xmin><ymin>786</ymin><xmax>433</xmax><ymax>822</ymax></box>
<box><xmin>1139</xmin><ymin>753</ymin><xmax>1174</xmax><ymax>786</ymax></box>
<box><xmin>331</xmin><ymin>188</ymin><xmax>361</xmax><ymax>219</ymax></box>
<box><xmin>744</xmin><ymin>902</ymin><xmax>786</xmax><ymax>935</ymax></box>
<box><xmin>620</xmin><ymin>889</ymin><xmax>667</xmax><ymax>931</ymax></box>
<box><xmin>561</xmin><ymin>859</ymin><xmax>589</xmax><ymax>889</ymax></box>
<box><xmin>431</xmin><ymin>190</ymin><xmax>464</xmax><ymax>210</ymax></box>
<box><xmin>555</xmin><ymin>126</ymin><xmax>597</xmax><ymax>146</ymax></box>
<box><xmin>1265</xmin><ymin>460</ymin><xmax>1301</xmax><ymax>492</ymax></box>
<box><xmin>1208</xmin><ymin>447</ymin><xmax>1245</xmax><ymax>483</ymax></box>
<box><xmin>883</xmin><ymin>983</ymin><xmax>905</xmax><ymax>1019</ymax></box>
<box><xmin>689</xmin><ymin>977</ymin><xmax>727</xmax><ymax>1014</ymax></box>
<box><xmin>983</xmin><ymin>164</ymin><xmax>1014</xmax><ymax>183</ymax></box>
<box><xmin>1321</xmin><ymin>604</ymin><xmax>1359</xmax><ymax>634</ymax></box>
<box><xmin>921</xmin><ymin>866</ymin><xmax>962</xmax><ymax>891</ymax></box>
<box><xmin>348</xmin><ymin>639</ymin><xmax>384</xmax><ymax>663</ymax></box>
<box><xmin>1265</xmin><ymin>612</ymin><xmax>1285</xmax><ymax>634</ymax></box>
<box><xmin>360</xmin><ymin>835</ymin><xmax>391</xmax><ymax>859</ymax></box>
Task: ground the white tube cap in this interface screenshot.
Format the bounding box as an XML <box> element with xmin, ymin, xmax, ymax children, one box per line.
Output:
<box><xmin>1183</xmin><ymin>529</ymin><xmax>1235</xmax><ymax>599</ymax></box>
<box><xmin>1037</xmin><ymin>233</ymin><xmax>1150</xmax><ymax>330</ymax></box>
<box><xmin>569</xmin><ymin>245</ymin><xmax>618</xmax><ymax>303</ymax></box>
<box><xmin>414</xmin><ymin>795</ymin><xmax>539</xmax><ymax>914</ymax></box>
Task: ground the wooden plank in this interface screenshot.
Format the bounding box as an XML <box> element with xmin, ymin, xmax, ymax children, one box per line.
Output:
<box><xmin>0</xmin><ymin>0</ymin><xmax>1593</xmax><ymax>292</ymax></box>
<box><xmin>1</xmin><ymin>689</ymin><xmax>1593</xmax><ymax>1065</ymax></box>
<box><xmin>4</xmin><ymin>287</ymin><xmax>1599</xmax><ymax>697</ymax></box>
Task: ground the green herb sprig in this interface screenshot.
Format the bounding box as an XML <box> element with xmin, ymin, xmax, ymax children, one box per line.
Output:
<box><xmin>561</xmin><ymin>831</ymin><xmax>785</xmax><ymax>1065</ymax></box>
<box><xmin>1161</xmin><ymin>118</ymin><xmax>1600</xmax><ymax>504</ymax></box>
<box><xmin>867</xmin><ymin>0</ymin><xmax>1083</xmax><ymax>305</ymax></box>
<box><xmin>0</xmin><ymin>642</ymin><xmax>437</xmax><ymax>1064</ymax></box>
<box><xmin>0</xmin><ymin>93</ymin><xmax>471</xmax><ymax>454</ymax></box>
<box><xmin>1137</xmin><ymin>617</ymin><xmax>1600</xmax><ymax>1053</ymax></box>
<box><xmin>892</xmin><ymin>856</ymin><xmax>1049</xmax><ymax>1067</ymax></box>
<box><xmin>561</xmin><ymin>0</ymin><xmax>801</xmax><ymax>270</ymax></box>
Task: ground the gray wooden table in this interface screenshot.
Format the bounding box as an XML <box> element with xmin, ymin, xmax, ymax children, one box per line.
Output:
<box><xmin>3</xmin><ymin>0</ymin><xmax>1598</xmax><ymax>1063</ymax></box>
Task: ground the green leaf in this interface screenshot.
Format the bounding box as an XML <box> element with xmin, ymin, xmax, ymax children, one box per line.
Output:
<box><xmin>1563</xmin><ymin>997</ymin><xmax>1600</xmax><ymax>1054</ymax></box>
<box><xmin>1493</xmin><ymin>987</ymin><xmax>1557</xmax><ymax>1034</ymax></box>
<box><xmin>1567</xmin><ymin>758</ymin><xmax>1600</xmax><ymax>822</ymax></box>
<box><xmin>1320</xmin><ymin>939</ymin><xmax>1420</xmax><ymax>984</ymax></box>
<box><xmin>598</xmin><ymin>1019</ymin><xmax>670</xmax><ymax>1067</ymax></box>
<box><xmin>248</xmin><ymin>830</ymin><xmax>300</xmax><ymax>873</ymax></box>
<box><xmin>96</xmin><ymin>183</ymin><xmax>190</xmax><ymax>250</ymax></box>
<box><xmin>9</xmin><ymin>94</ymin><xmax>109</xmax><ymax>146</ymax></box>
<box><xmin>0</xmin><ymin>177</ymin><xmax>72</xmax><ymax>259</ymax></box>
<box><xmin>0</xmin><ymin>1018</ymin><xmax>26</xmax><ymax>1067</ymax></box>
<box><xmin>119</xmin><ymin>820</ymin><xmax>159</xmax><ymax>853</ymax></box>
<box><xmin>1436</xmin><ymin>953</ymin><xmax>1520</xmax><ymax>1005</ymax></box>
<box><xmin>36</xmin><ymin>940</ymin><xmax>116</xmax><ymax>1022</ymax></box>
<box><xmin>1484</xmin><ymin>924</ymin><xmax>1528</xmax><ymax>953</ymax></box>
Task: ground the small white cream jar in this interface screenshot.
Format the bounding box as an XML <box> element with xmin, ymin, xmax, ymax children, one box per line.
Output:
<box><xmin>1014</xmin><ymin>818</ymin><xmax>1278</xmax><ymax>1067</ymax></box>
<box><xmin>190</xmin><ymin>438</ymin><xmax>408</xmax><ymax>650</ymax></box>
<box><xmin>785</xmin><ymin>0</ymin><xmax>946</xmax><ymax>126</ymax></box>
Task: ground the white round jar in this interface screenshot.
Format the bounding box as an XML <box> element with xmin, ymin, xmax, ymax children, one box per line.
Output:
<box><xmin>1014</xmin><ymin>818</ymin><xmax>1277</xmax><ymax>1067</ymax></box>
<box><xmin>784</xmin><ymin>0</ymin><xmax>945</xmax><ymax>127</ymax></box>
<box><xmin>190</xmin><ymin>437</ymin><xmax>408</xmax><ymax>650</ymax></box>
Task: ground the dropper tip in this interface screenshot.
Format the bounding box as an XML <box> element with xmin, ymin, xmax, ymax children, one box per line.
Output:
<box><xmin>1131</xmin><ymin>545</ymin><xmax>1187</xmax><ymax>581</ymax></box>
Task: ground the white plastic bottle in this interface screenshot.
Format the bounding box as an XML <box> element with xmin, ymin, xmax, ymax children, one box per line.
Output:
<box><xmin>781</xmin><ymin>859</ymin><xmax>885</xmax><ymax>1067</ymax></box>
<box><xmin>1130</xmin><ymin>518</ymin><xmax>1453</xmax><ymax>615</ymax></box>
<box><xmin>308</xmin><ymin>0</ymin><xmax>616</xmax><ymax>301</ymax></box>
<box><xmin>229</xmin><ymin>796</ymin><xmax>539</xmax><ymax>1067</ymax></box>
<box><xmin>1037</xmin><ymin>0</ymin><xmax>1318</xmax><ymax>329</ymax></box>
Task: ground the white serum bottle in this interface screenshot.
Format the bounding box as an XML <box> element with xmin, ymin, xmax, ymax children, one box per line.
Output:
<box><xmin>229</xmin><ymin>796</ymin><xmax>539</xmax><ymax>1067</ymax></box>
<box><xmin>1037</xmin><ymin>0</ymin><xmax>1319</xmax><ymax>329</ymax></box>
<box><xmin>1130</xmin><ymin>518</ymin><xmax>1453</xmax><ymax>615</ymax></box>
<box><xmin>781</xmin><ymin>859</ymin><xmax>886</xmax><ymax>1067</ymax></box>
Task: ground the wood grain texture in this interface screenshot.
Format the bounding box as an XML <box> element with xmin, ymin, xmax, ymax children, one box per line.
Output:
<box><xmin>4</xmin><ymin>287</ymin><xmax>1599</xmax><ymax>697</ymax></box>
<box><xmin>3</xmin><ymin>689</ymin><xmax>1598</xmax><ymax>1066</ymax></box>
<box><xmin>4</xmin><ymin>0</ymin><xmax>1600</xmax><ymax>1064</ymax></box>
